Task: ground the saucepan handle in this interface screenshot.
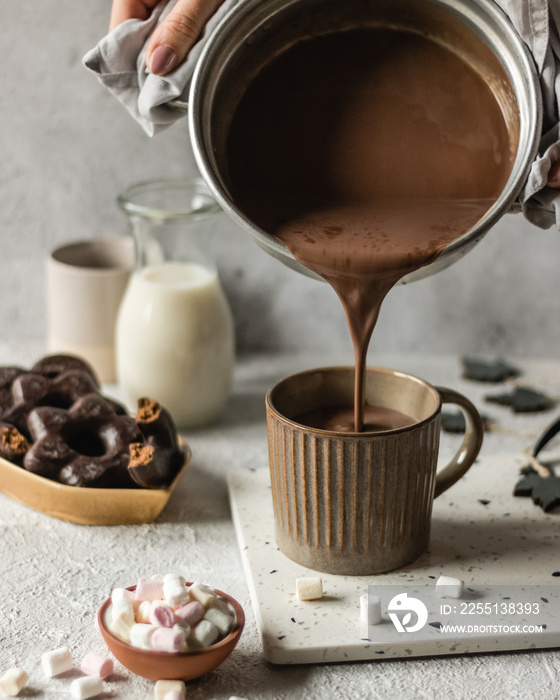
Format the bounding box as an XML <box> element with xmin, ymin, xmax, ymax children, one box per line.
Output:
<box><xmin>168</xmin><ymin>99</ymin><xmax>189</xmax><ymax>112</ymax></box>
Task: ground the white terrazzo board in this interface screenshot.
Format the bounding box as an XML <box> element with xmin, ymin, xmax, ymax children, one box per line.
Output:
<box><xmin>227</xmin><ymin>454</ymin><xmax>560</xmax><ymax>664</ymax></box>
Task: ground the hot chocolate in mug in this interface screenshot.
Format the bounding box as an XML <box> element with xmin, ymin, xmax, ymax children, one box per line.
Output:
<box><xmin>266</xmin><ymin>366</ymin><xmax>484</xmax><ymax>575</ymax></box>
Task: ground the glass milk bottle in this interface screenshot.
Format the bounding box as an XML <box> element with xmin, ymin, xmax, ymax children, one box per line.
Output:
<box><xmin>115</xmin><ymin>179</ymin><xmax>235</xmax><ymax>429</ymax></box>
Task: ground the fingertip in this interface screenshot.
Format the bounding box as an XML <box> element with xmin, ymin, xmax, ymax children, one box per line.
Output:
<box><xmin>149</xmin><ymin>44</ymin><xmax>178</xmax><ymax>75</ymax></box>
<box><xmin>548</xmin><ymin>161</ymin><xmax>560</xmax><ymax>189</ymax></box>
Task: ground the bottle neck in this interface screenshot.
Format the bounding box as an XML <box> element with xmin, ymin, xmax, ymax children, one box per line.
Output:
<box><xmin>127</xmin><ymin>215</ymin><xmax>217</xmax><ymax>274</ymax></box>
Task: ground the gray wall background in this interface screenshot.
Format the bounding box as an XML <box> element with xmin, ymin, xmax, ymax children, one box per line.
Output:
<box><xmin>3</xmin><ymin>1</ymin><xmax>560</xmax><ymax>360</ymax></box>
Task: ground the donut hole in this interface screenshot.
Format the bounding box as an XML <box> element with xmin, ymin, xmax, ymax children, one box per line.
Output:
<box><xmin>37</xmin><ymin>392</ymin><xmax>74</xmax><ymax>410</ymax></box>
<box><xmin>62</xmin><ymin>422</ymin><xmax>107</xmax><ymax>457</ymax></box>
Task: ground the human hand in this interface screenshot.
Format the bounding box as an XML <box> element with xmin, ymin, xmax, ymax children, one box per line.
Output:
<box><xmin>109</xmin><ymin>0</ymin><xmax>225</xmax><ymax>75</ymax></box>
<box><xmin>547</xmin><ymin>161</ymin><xmax>560</xmax><ymax>188</ymax></box>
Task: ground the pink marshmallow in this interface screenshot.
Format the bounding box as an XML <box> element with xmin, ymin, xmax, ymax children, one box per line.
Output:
<box><xmin>80</xmin><ymin>651</ymin><xmax>113</xmax><ymax>679</ymax></box>
<box><xmin>135</xmin><ymin>577</ymin><xmax>164</xmax><ymax>602</ymax></box>
<box><xmin>174</xmin><ymin>601</ymin><xmax>205</xmax><ymax>627</ymax></box>
<box><xmin>151</xmin><ymin>626</ymin><xmax>186</xmax><ymax>653</ymax></box>
<box><xmin>164</xmin><ymin>692</ymin><xmax>185</xmax><ymax>700</ymax></box>
<box><xmin>150</xmin><ymin>601</ymin><xmax>175</xmax><ymax>628</ymax></box>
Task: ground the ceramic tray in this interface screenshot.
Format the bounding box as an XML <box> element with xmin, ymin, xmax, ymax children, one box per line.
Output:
<box><xmin>228</xmin><ymin>455</ymin><xmax>560</xmax><ymax>664</ymax></box>
<box><xmin>0</xmin><ymin>444</ymin><xmax>190</xmax><ymax>525</ymax></box>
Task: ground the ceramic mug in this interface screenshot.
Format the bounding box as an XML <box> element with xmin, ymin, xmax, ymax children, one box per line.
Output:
<box><xmin>46</xmin><ymin>238</ymin><xmax>134</xmax><ymax>384</ymax></box>
<box><xmin>265</xmin><ymin>366</ymin><xmax>484</xmax><ymax>575</ymax></box>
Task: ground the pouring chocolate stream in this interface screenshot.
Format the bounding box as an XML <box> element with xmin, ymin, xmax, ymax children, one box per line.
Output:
<box><xmin>226</xmin><ymin>27</ymin><xmax>516</xmax><ymax>431</ymax></box>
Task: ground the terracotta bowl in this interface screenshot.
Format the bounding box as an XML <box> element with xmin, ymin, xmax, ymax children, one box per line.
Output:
<box><xmin>98</xmin><ymin>585</ymin><xmax>245</xmax><ymax>681</ymax></box>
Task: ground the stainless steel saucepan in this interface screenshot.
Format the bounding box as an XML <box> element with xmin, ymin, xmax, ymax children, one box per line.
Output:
<box><xmin>187</xmin><ymin>0</ymin><xmax>542</xmax><ymax>283</ymax></box>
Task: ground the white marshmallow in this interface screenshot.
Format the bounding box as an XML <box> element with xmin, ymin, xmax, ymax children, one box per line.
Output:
<box><xmin>360</xmin><ymin>593</ymin><xmax>382</xmax><ymax>625</ymax></box>
<box><xmin>137</xmin><ymin>600</ymin><xmax>152</xmax><ymax>624</ymax></box>
<box><xmin>163</xmin><ymin>578</ymin><xmax>190</xmax><ymax>607</ymax></box>
<box><xmin>109</xmin><ymin>598</ymin><xmax>135</xmax><ymax>641</ymax></box>
<box><xmin>0</xmin><ymin>668</ymin><xmax>29</xmax><ymax>696</ymax></box>
<box><xmin>109</xmin><ymin>598</ymin><xmax>134</xmax><ymax>624</ymax></box>
<box><xmin>436</xmin><ymin>575</ymin><xmax>464</xmax><ymax>599</ymax></box>
<box><xmin>188</xmin><ymin>582</ymin><xmax>217</xmax><ymax>609</ymax></box>
<box><xmin>70</xmin><ymin>676</ymin><xmax>103</xmax><ymax>700</ymax></box>
<box><xmin>41</xmin><ymin>646</ymin><xmax>73</xmax><ymax>677</ymax></box>
<box><xmin>210</xmin><ymin>596</ymin><xmax>234</xmax><ymax>616</ymax></box>
<box><xmin>204</xmin><ymin>607</ymin><xmax>234</xmax><ymax>636</ymax></box>
<box><xmin>154</xmin><ymin>679</ymin><xmax>186</xmax><ymax>700</ymax></box>
<box><xmin>163</xmin><ymin>573</ymin><xmax>186</xmax><ymax>586</ymax></box>
<box><xmin>130</xmin><ymin>623</ymin><xmax>157</xmax><ymax>650</ymax></box>
<box><xmin>111</xmin><ymin>587</ymin><xmax>134</xmax><ymax>603</ymax></box>
<box><xmin>296</xmin><ymin>577</ymin><xmax>323</xmax><ymax>601</ymax></box>
<box><xmin>188</xmin><ymin>619</ymin><xmax>219</xmax><ymax>649</ymax></box>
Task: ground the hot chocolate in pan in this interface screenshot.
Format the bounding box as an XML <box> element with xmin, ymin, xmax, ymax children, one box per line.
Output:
<box><xmin>226</xmin><ymin>27</ymin><xmax>517</xmax><ymax>430</ymax></box>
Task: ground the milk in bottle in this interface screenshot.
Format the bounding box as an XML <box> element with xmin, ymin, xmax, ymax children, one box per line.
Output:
<box><xmin>115</xmin><ymin>180</ymin><xmax>234</xmax><ymax>428</ymax></box>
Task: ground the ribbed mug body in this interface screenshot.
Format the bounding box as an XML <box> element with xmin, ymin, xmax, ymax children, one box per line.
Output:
<box><xmin>266</xmin><ymin>367</ymin><xmax>442</xmax><ymax>575</ymax></box>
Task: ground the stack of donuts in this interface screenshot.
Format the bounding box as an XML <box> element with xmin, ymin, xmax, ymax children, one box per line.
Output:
<box><xmin>0</xmin><ymin>355</ymin><xmax>183</xmax><ymax>489</ymax></box>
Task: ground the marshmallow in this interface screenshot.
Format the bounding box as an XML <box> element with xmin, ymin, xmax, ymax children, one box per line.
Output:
<box><xmin>80</xmin><ymin>651</ymin><xmax>113</xmax><ymax>679</ymax></box>
<box><xmin>136</xmin><ymin>577</ymin><xmax>164</xmax><ymax>602</ymax></box>
<box><xmin>114</xmin><ymin>573</ymin><xmax>234</xmax><ymax>655</ymax></box>
<box><xmin>436</xmin><ymin>575</ymin><xmax>464</xmax><ymax>599</ymax></box>
<box><xmin>130</xmin><ymin>623</ymin><xmax>157</xmax><ymax>650</ymax></box>
<box><xmin>109</xmin><ymin>598</ymin><xmax>135</xmax><ymax>641</ymax></box>
<box><xmin>151</xmin><ymin>626</ymin><xmax>186</xmax><ymax>653</ymax></box>
<box><xmin>137</xmin><ymin>600</ymin><xmax>152</xmax><ymax>624</ymax></box>
<box><xmin>70</xmin><ymin>676</ymin><xmax>103</xmax><ymax>700</ymax></box>
<box><xmin>204</xmin><ymin>607</ymin><xmax>234</xmax><ymax>636</ymax></box>
<box><xmin>361</xmin><ymin>593</ymin><xmax>382</xmax><ymax>625</ymax></box>
<box><xmin>154</xmin><ymin>679</ymin><xmax>186</xmax><ymax>700</ymax></box>
<box><xmin>0</xmin><ymin>668</ymin><xmax>29</xmax><ymax>696</ymax></box>
<box><xmin>41</xmin><ymin>646</ymin><xmax>73</xmax><ymax>677</ymax></box>
<box><xmin>150</xmin><ymin>601</ymin><xmax>176</xmax><ymax>628</ymax></box>
<box><xmin>188</xmin><ymin>619</ymin><xmax>219</xmax><ymax>649</ymax></box>
<box><xmin>210</xmin><ymin>596</ymin><xmax>234</xmax><ymax>615</ymax></box>
<box><xmin>111</xmin><ymin>587</ymin><xmax>135</xmax><ymax>604</ymax></box>
<box><xmin>163</xmin><ymin>577</ymin><xmax>190</xmax><ymax>607</ymax></box>
<box><xmin>174</xmin><ymin>625</ymin><xmax>190</xmax><ymax>652</ymax></box>
<box><xmin>296</xmin><ymin>577</ymin><xmax>323</xmax><ymax>601</ymax></box>
<box><xmin>164</xmin><ymin>692</ymin><xmax>185</xmax><ymax>700</ymax></box>
<box><xmin>188</xmin><ymin>582</ymin><xmax>217</xmax><ymax>609</ymax></box>
<box><xmin>174</xmin><ymin>600</ymin><xmax>205</xmax><ymax>628</ymax></box>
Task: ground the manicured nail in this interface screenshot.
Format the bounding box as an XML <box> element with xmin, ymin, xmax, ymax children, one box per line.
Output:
<box><xmin>150</xmin><ymin>45</ymin><xmax>177</xmax><ymax>75</ymax></box>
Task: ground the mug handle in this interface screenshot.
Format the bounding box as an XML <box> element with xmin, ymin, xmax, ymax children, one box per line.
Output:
<box><xmin>433</xmin><ymin>386</ymin><xmax>484</xmax><ymax>498</ymax></box>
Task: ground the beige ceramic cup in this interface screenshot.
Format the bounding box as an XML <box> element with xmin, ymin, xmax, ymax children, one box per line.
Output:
<box><xmin>46</xmin><ymin>238</ymin><xmax>134</xmax><ymax>383</ymax></box>
<box><xmin>266</xmin><ymin>366</ymin><xmax>484</xmax><ymax>575</ymax></box>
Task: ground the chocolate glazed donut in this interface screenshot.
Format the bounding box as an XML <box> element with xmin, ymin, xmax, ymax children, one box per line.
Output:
<box><xmin>0</xmin><ymin>355</ymin><xmax>101</xmax><ymax>438</ymax></box>
<box><xmin>128</xmin><ymin>398</ymin><xmax>183</xmax><ymax>488</ymax></box>
<box><xmin>0</xmin><ymin>421</ymin><xmax>29</xmax><ymax>466</ymax></box>
<box><xmin>24</xmin><ymin>393</ymin><xmax>143</xmax><ymax>488</ymax></box>
<box><xmin>0</xmin><ymin>355</ymin><xmax>183</xmax><ymax>489</ymax></box>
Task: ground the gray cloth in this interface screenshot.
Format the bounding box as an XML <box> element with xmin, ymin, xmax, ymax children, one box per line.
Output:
<box><xmin>83</xmin><ymin>0</ymin><xmax>239</xmax><ymax>137</ymax></box>
<box><xmin>83</xmin><ymin>0</ymin><xmax>560</xmax><ymax>229</ymax></box>
<box><xmin>495</xmin><ymin>0</ymin><xmax>560</xmax><ymax>227</ymax></box>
